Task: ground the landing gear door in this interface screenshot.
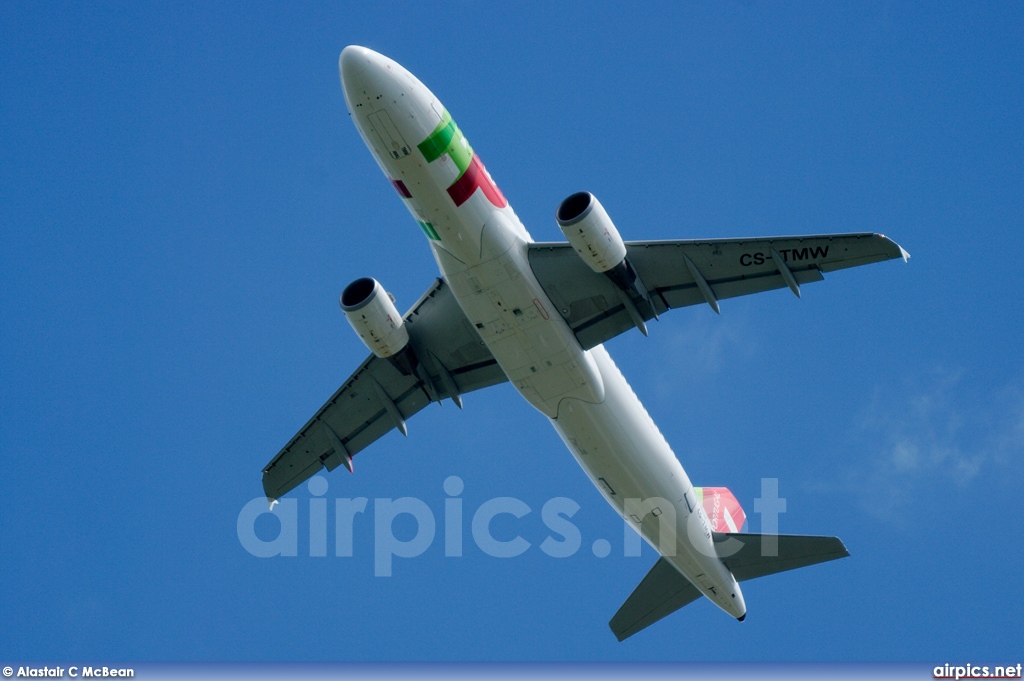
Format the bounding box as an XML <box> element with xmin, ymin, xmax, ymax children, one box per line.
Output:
<box><xmin>367</xmin><ymin>110</ymin><xmax>411</xmax><ymax>160</ymax></box>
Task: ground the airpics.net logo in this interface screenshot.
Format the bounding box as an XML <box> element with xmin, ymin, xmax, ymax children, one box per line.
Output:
<box><xmin>934</xmin><ymin>663</ymin><xmax>1023</xmax><ymax>679</ymax></box>
<box><xmin>236</xmin><ymin>476</ymin><xmax>790</xmax><ymax>576</ymax></box>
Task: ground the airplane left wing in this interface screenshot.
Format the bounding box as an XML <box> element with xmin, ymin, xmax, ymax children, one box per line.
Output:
<box><xmin>529</xmin><ymin>233</ymin><xmax>909</xmax><ymax>350</ymax></box>
<box><xmin>261</xmin><ymin>278</ymin><xmax>505</xmax><ymax>501</ymax></box>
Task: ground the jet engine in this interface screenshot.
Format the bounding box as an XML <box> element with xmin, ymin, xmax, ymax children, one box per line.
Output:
<box><xmin>555</xmin><ymin>192</ymin><xmax>627</xmax><ymax>274</ymax></box>
<box><xmin>340</xmin><ymin>277</ymin><xmax>409</xmax><ymax>359</ymax></box>
<box><xmin>556</xmin><ymin>192</ymin><xmax>659</xmax><ymax>335</ymax></box>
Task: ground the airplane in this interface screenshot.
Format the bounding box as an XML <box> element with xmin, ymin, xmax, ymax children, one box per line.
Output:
<box><xmin>260</xmin><ymin>45</ymin><xmax>909</xmax><ymax>641</ymax></box>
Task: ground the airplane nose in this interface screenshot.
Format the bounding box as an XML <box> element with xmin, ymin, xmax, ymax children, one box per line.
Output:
<box><xmin>339</xmin><ymin>45</ymin><xmax>386</xmax><ymax>92</ymax></box>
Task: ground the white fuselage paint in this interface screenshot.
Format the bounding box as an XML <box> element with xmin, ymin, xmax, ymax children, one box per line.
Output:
<box><xmin>339</xmin><ymin>46</ymin><xmax>746</xmax><ymax>619</ymax></box>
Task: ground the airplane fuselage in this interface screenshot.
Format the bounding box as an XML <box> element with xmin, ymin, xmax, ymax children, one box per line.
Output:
<box><xmin>339</xmin><ymin>46</ymin><xmax>746</xmax><ymax>619</ymax></box>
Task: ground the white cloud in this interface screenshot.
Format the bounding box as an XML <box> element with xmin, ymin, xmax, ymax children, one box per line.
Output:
<box><xmin>640</xmin><ymin>312</ymin><xmax>756</xmax><ymax>397</ymax></box>
<box><xmin>811</xmin><ymin>369</ymin><xmax>1024</xmax><ymax>523</ymax></box>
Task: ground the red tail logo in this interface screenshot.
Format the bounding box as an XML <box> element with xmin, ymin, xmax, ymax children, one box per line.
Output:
<box><xmin>693</xmin><ymin>487</ymin><xmax>746</xmax><ymax>533</ymax></box>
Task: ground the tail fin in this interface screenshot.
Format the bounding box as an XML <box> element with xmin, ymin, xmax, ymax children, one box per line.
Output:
<box><xmin>693</xmin><ymin>486</ymin><xmax>746</xmax><ymax>533</ymax></box>
<box><xmin>609</xmin><ymin>533</ymin><xmax>849</xmax><ymax>641</ymax></box>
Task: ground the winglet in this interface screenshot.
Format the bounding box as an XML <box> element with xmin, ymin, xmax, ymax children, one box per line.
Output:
<box><xmin>268</xmin><ymin>498</ymin><xmax>279</xmax><ymax>511</ymax></box>
<box><xmin>878</xmin><ymin>234</ymin><xmax>910</xmax><ymax>262</ymax></box>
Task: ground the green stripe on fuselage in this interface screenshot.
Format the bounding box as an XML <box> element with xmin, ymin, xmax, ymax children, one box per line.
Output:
<box><xmin>418</xmin><ymin>220</ymin><xmax>440</xmax><ymax>241</ymax></box>
<box><xmin>417</xmin><ymin>109</ymin><xmax>473</xmax><ymax>174</ymax></box>
<box><xmin>418</xmin><ymin>111</ymin><xmax>453</xmax><ymax>161</ymax></box>
<box><xmin>447</xmin><ymin>134</ymin><xmax>473</xmax><ymax>174</ymax></box>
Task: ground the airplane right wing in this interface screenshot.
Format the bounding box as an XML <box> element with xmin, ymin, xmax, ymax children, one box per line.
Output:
<box><xmin>529</xmin><ymin>233</ymin><xmax>909</xmax><ymax>350</ymax></box>
<box><xmin>261</xmin><ymin>278</ymin><xmax>506</xmax><ymax>502</ymax></box>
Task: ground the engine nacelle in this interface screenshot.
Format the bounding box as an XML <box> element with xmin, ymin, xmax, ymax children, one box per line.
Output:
<box><xmin>556</xmin><ymin>191</ymin><xmax>659</xmax><ymax>336</ymax></box>
<box><xmin>555</xmin><ymin>192</ymin><xmax>627</xmax><ymax>274</ymax></box>
<box><xmin>340</xmin><ymin>277</ymin><xmax>409</xmax><ymax>359</ymax></box>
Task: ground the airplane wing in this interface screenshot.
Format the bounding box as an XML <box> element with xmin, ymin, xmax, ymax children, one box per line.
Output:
<box><xmin>529</xmin><ymin>233</ymin><xmax>909</xmax><ymax>350</ymax></box>
<box><xmin>261</xmin><ymin>278</ymin><xmax>505</xmax><ymax>501</ymax></box>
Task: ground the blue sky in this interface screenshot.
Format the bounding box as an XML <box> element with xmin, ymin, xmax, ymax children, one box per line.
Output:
<box><xmin>2</xmin><ymin>0</ymin><xmax>1022</xmax><ymax>662</ymax></box>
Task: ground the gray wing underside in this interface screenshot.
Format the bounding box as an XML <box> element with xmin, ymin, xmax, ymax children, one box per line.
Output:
<box><xmin>529</xmin><ymin>233</ymin><xmax>909</xmax><ymax>350</ymax></box>
<box><xmin>261</xmin><ymin>278</ymin><xmax>504</xmax><ymax>501</ymax></box>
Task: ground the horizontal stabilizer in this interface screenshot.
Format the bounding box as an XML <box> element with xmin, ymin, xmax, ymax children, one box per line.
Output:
<box><xmin>715</xmin><ymin>532</ymin><xmax>850</xmax><ymax>582</ymax></box>
<box><xmin>609</xmin><ymin>533</ymin><xmax>849</xmax><ymax>641</ymax></box>
<box><xmin>609</xmin><ymin>557</ymin><xmax>701</xmax><ymax>642</ymax></box>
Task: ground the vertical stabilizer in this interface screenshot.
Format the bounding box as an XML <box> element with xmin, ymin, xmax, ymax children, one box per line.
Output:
<box><xmin>693</xmin><ymin>486</ymin><xmax>746</xmax><ymax>533</ymax></box>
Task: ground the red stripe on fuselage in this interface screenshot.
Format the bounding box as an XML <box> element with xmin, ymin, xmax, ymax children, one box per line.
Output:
<box><xmin>390</xmin><ymin>178</ymin><xmax>413</xmax><ymax>198</ymax></box>
<box><xmin>446</xmin><ymin>154</ymin><xmax>507</xmax><ymax>208</ymax></box>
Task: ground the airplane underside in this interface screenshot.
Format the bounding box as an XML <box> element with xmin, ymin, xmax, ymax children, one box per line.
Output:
<box><xmin>259</xmin><ymin>45</ymin><xmax>906</xmax><ymax>640</ymax></box>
